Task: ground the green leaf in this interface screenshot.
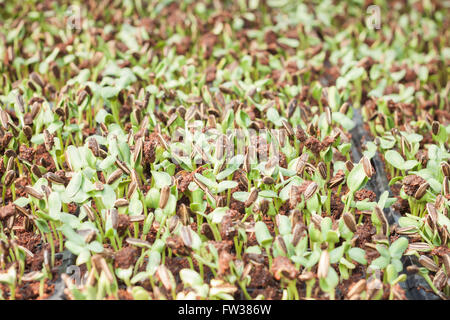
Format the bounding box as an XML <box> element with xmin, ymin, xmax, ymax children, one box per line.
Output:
<box><xmin>208</xmin><ymin>207</ymin><xmax>228</xmax><ymax>224</ymax></box>
<box><xmin>330</xmin><ymin>245</ymin><xmax>345</xmax><ymax>264</ymax></box>
<box><xmin>180</xmin><ymin>269</ymin><xmax>203</xmax><ymax>288</ymax></box>
<box><xmin>319</xmin><ymin>267</ymin><xmax>339</xmax><ymax>293</ymax></box>
<box><xmin>99</xmin><ymin>155</ymin><xmax>117</xmax><ymax>171</ymax></box>
<box><xmin>258</xmin><ymin>190</ymin><xmax>278</xmax><ymax>198</ymax></box>
<box><xmin>389</xmin><ymin>237</ymin><xmax>409</xmax><ymax>259</ymax></box>
<box><xmin>162</xmin><ymin>194</ymin><xmax>177</xmax><ymax>216</ymax></box>
<box><xmin>370</xmin><ymin>256</ymin><xmax>389</xmax><ymax>270</ymax></box>
<box><xmin>66</xmin><ymin>145</ymin><xmax>82</xmax><ymax>171</ymax></box>
<box><xmin>87</xmin><ymin>241</ymin><xmax>104</xmax><ymax>253</ymax></box>
<box><xmin>327</xmin><ymin>86</ymin><xmax>340</xmax><ymax>111</ymax></box>
<box><xmin>217</xmin><ymin>181</ymin><xmax>238</xmax><ymax>193</ymax></box>
<box><xmin>236</xmin><ymin>109</ymin><xmax>251</xmax><ymax>128</ymax></box>
<box><xmin>35</xmin><ymin>218</ymin><xmax>50</xmax><ymax>234</ymax></box>
<box><xmin>151</xmin><ymin>171</ymin><xmax>172</xmax><ymax>188</ymax></box>
<box><xmin>385</xmin><ymin>150</ymin><xmax>405</xmax><ymax>170</ymax></box>
<box><xmin>277</xmin><ymin>215</ymin><xmax>291</xmax><ymax>236</ymax></box>
<box><xmin>386</xmin><ymin>264</ymin><xmax>398</xmax><ymax>284</ymax></box>
<box><xmin>255</xmin><ymin>221</ymin><xmax>273</xmax><ymax>247</ymax></box>
<box><xmin>392</xmin><ymin>258</ymin><xmax>404</xmax><ymax>273</ymax></box>
<box><xmin>332</xmin><ymin>112</ymin><xmax>355</xmax><ymax>131</ymax></box>
<box><xmin>347</xmin><ymin>163</ymin><xmax>366</xmax><ymax>192</ymax></box>
<box><xmin>100</xmin><ymin>86</ymin><xmax>119</xmax><ymax>100</ymax></box>
<box><xmin>194</xmin><ymin>173</ymin><xmax>217</xmax><ymax>190</ymax></box>
<box><xmin>66</xmin><ymin>172</ymin><xmax>83</xmax><ymax>198</ymax></box>
<box><xmin>403</xmin><ymin>160</ymin><xmax>419</xmax><ymax>170</ymax></box>
<box><xmin>232</xmin><ymin>191</ymin><xmax>249</xmax><ymax>202</ymax></box>
<box><xmin>48</xmin><ymin>192</ymin><xmax>61</xmax><ymax>219</ymax></box>
<box><xmin>129</xmin><ymin>195</ymin><xmax>143</xmax><ymax>216</ymax></box>
<box><xmin>348</xmin><ymin>248</ymin><xmax>367</xmax><ymax>265</ymax></box>
<box><xmin>99</xmin><ymin>185</ymin><xmax>117</xmax><ymax>209</ymax></box>
<box><xmin>267</xmin><ymin>107</ymin><xmax>283</xmax><ymax>126</ymax></box>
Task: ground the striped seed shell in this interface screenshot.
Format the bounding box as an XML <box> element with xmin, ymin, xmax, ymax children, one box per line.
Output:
<box><xmin>245</xmin><ymin>188</ymin><xmax>258</xmax><ymax>207</ymax></box>
<box><xmin>99</xmin><ymin>257</ymin><xmax>114</xmax><ymax>283</ymax></box>
<box><xmin>77</xmin><ymin>90</ymin><xmax>88</xmax><ymax>105</ymax></box>
<box><xmin>88</xmin><ymin>137</ymin><xmax>99</xmax><ymax>157</ymax></box>
<box><xmin>408</xmin><ymin>242</ymin><xmax>431</xmax><ymax>252</ymax></box>
<box><xmin>24</xmin><ymin>186</ymin><xmax>44</xmax><ymax>200</ymax></box>
<box><xmin>325</xmin><ymin>107</ymin><xmax>332</xmax><ymax>125</ymax></box>
<box><xmin>22</xmin><ymin>125</ymin><xmax>33</xmax><ymax>140</ymax></box>
<box><xmin>15</xmin><ymin>94</ymin><xmax>25</xmax><ymax>113</ymax></box>
<box><xmin>110</xmin><ymin>208</ymin><xmax>119</xmax><ymax>230</ymax></box>
<box><xmin>426</xmin><ymin>203</ymin><xmax>438</xmax><ymax>225</ymax></box>
<box><xmin>4</xmin><ymin>170</ymin><xmax>16</xmax><ymax>186</ymax></box>
<box><xmin>328</xmin><ymin>175</ymin><xmax>345</xmax><ymax>188</ymax></box>
<box><xmin>83</xmin><ymin>203</ymin><xmax>96</xmax><ymax>221</ymax></box>
<box><xmin>41</xmin><ymin>185</ymin><xmax>51</xmax><ymax>198</ymax></box>
<box><xmin>159</xmin><ymin>185</ymin><xmax>170</xmax><ymax>209</ymax></box>
<box><xmin>129</xmin><ymin>215</ymin><xmax>145</xmax><ymax>223</ymax></box>
<box><xmin>179</xmin><ymin>203</ymin><xmax>190</xmax><ymax>225</ymax></box>
<box><xmin>262</xmin><ymin>176</ymin><xmax>275</xmax><ymax>185</ymax></box>
<box><xmin>114</xmin><ymin>198</ymin><xmax>129</xmax><ymax>208</ymax></box>
<box><xmin>127</xmin><ymin>181</ymin><xmax>137</xmax><ymax>199</ymax></box>
<box><xmin>0</xmin><ymin>109</ymin><xmax>9</xmax><ymax>130</ymax></box>
<box><xmin>274</xmin><ymin>235</ymin><xmax>287</xmax><ymax>255</ymax></box>
<box><xmin>168</xmin><ymin>215</ymin><xmax>180</xmax><ymax>233</ymax></box>
<box><xmin>396</xmin><ymin>226</ymin><xmax>417</xmax><ymax>235</ymax></box>
<box><xmin>347</xmin><ymin>279</ymin><xmax>366</xmax><ymax>298</ymax></box>
<box><xmin>317</xmin><ymin>250</ymin><xmax>330</xmax><ymax>278</ymax></box>
<box><xmin>343</xmin><ymin>212</ymin><xmax>357</xmax><ymax>233</ymax></box>
<box><xmin>292</xmin><ymin>223</ymin><xmax>305</xmax><ymax>247</ymax></box>
<box><xmin>361</xmin><ymin>156</ymin><xmax>374</xmax><ymax>177</ymax></box>
<box><xmin>317</xmin><ymin>162</ymin><xmax>327</xmax><ymax>180</ymax></box>
<box><xmin>304</xmin><ymin>182</ymin><xmax>318</xmax><ymax>201</ymax></box>
<box><xmin>180</xmin><ymin>226</ymin><xmax>193</xmax><ymax>248</ymax></box>
<box><xmin>106</xmin><ymin>168</ymin><xmax>123</xmax><ymax>184</ymax></box>
<box><xmin>414</xmin><ymin>182</ymin><xmax>429</xmax><ymax>199</ymax></box>
<box><xmin>433</xmin><ymin>268</ymin><xmax>447</xmax><ymax>290</ymax></box>
<box><xmin>443</xmin><ymin>177</ymin><xmax>449</xmax><ymax>196</ymax></box>
<box><xmin>345</xmin><ymin>160</ymin><xmax>354</xmax><ymax>172</ymax></box>
<box><xmin>43</xmin><ymin>129</ymin><xmax>53</xmax><ymax>151</ymax></box>
<box><xmin>157</xmin><ymin>265</ymin><xmax>173</xmax><ymax>291</ymax></box>
<box><xmin>22</xmin><ymin>271</ymin><xmax>43</xmax><ymax>282</ymax></box>
<box><xmin>133</xmin><ymin>137</ymin><xmax>143</xmax><ymax>163</ymax></box>
<box><xmin>259</xmin><ymin>199</ymin><xmax>269</xmax><ymax>215</ymax></box>
<box><xmin>5</xmin><ymin>149</ymin><xmax>15</xmax><ymax>158</ymax></box>
<box><xmin>440</xmin><ymin>162</ymin><xmax>450</xmax><ymax>177</ymax></box>
<box><xmin>281</xmin><ymin>120</ymin><xmax>294</xmax><ymax>137</ymax></box>
<box><xmin>339</xmin><ymin>102</ymin><xmax>349</xmax><ymax>114</ymax></box>
<box><xmin>6</xmin><ymin>157</ymin><xmax>14</xmax><ymax>172</ymax></box>
<box><xmin>45</xmin><ymin>172</ymin><xmax>65</xmax><ymax>184</ymax></box>
<box><xmin>115</xmin><ymin>159</ymin><xmax>131</xmax><ymax>175</ymax></box>
<box><xmin>43</xmin><ymin>249</ymin><xmax>50</xmax><ymax>270</ymax></box>
<box><xmin>442</xmin><ymin>254</ymin><xmax>450</xmax><ymax>277</ymax></box>
<box><xmin>156</xmin><ymin>133</ymin><xmax>169</xmax><ymax>150</ymax></box>
<box><xmin>30</xmin><ymin>72</ymin><xmax>45</xmax><ymax>88</ymax></box>
<box><xmin>374</xmin><ymin>206</ymin><xmax>388</xmax><ymax>235</ymax></box>
<box><xmin>125</xmin><ymin>238</ymin><xmax>151</xmax><ymax>248</ymax></box>
<box><xmin>310</xmin><ymin>213</ymin><xmax>323</xmax><ymax>229</ymax></box>
<box><xmin>431</xmin><ymin>121</ymin><xmax>440</xmax><ymax>136</ymax></box>
<box><xmin>30</xmin><ymin>102</ymin><xmax>41</xmax><ymax>119</ymax></box>
<box><xmin>418</xmin><ymin>255</ymin><xmax>439</xmax><ymax>272</ymax></box>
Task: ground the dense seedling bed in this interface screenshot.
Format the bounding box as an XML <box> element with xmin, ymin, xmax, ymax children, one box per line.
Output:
<box><xmin>0</xmin><ymin>0</ymin><xmax>448</xmax><ymax>300</ymax></box>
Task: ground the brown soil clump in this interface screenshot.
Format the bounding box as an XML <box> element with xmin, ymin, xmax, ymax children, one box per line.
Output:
<box><xmin>305</xmin><ymin>137</ymin><xmax>322</xmax><ymax>156</ymax></box>
<box><xmin>402</xmin><ymin>175</ymin><xmax>426</xmax><ymax>197</ymax></box>
<box><xmin>355</xmin><ymin>189</ymin><xmax>377</xmax><ymax>202</ymax></box>
<box><xmin>18</xmin><ymin>145</ymin><xmax>35</xmax><ymax>162</ymax></box>
<box><xmin>114</xmin><ymin>246</ymin><xmax>138</xmax><ymax>269</ymax></box>
<box><xmin>0</xmin><ymin>203</ymin><xmax>15</xmax><ymax>220</ymax></box>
